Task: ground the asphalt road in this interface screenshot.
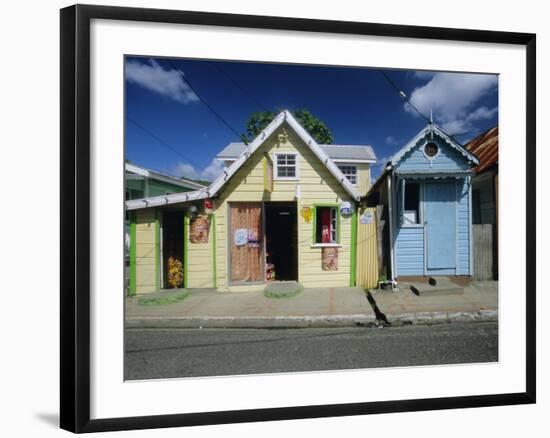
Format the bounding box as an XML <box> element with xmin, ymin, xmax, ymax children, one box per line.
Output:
<box><xmin>125</xmin><ymin>322</ymin><xmax>498</xmax><ymax>380</ymax></box>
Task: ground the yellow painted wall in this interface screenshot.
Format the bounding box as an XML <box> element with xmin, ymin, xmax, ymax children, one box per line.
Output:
<box><xmin>214</xmin><ymin>125</ymin><xmax>355</xmax><ymax>291</ymax></box>
<box><xmin>132</xmin><ymin>124</ymin><xmax>379</xmax><ymax>293</ymax></box>
<box><xmin>135</xmin><ymin>209</ymin><xmax>157</xmax><ymax>294</ymax></box>
<box><xmin>186</xmin><ymin>215</ymin><xmax>215</xmax><ymax>288</ymax></box>
<box><xmin>356</xmin><ymin>164</ymin><xmax>371</xmax><ymax>197</ymax></box>
<box><xmin>356</xmin><ymin>207</ymin><xmax>379</xmax><ymax>289</ymax></box>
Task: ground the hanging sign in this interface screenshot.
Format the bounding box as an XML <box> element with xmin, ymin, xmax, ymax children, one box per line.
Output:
<box><xmin>234</xmin><ymin>228</ymin><xmax>248</xmax><ymax>246</ymax></box>
<box><xmin>204</xmin><ymin>198</ymin><xmax>213</xmax><ymax>211</ymax></box>
<box><xmin>321</xmin><ymin>247</ymin><xmax>339</xmax><ymax>271</ymax></box>
<box><xmin>189</xmin><ymin>215</ymin><xmax>210</xmax><ymax>243</ymax></box>
<box><xmin>340</xmin><ymin>201</ymin><xmax>354</xmax><ymax>216</ymax></box>
<box><xmin>247</xmin><ymin>229</ymin><xmax>260</xmax><ymax>248</ymax></box>
<box><xmin>360</xmin><ymin>210</ymin><xmax>373</xmax><ymax>225</ymax></box>
<box><xmin>301</xmin><ymin>206</ymin><xmax>312</xmax><ymax>224</ymax></box>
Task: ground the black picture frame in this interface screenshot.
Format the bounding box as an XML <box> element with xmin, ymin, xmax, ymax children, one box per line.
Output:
<box><xmin>60</xmin><ymin>4</ymin><xmax>536</xmax><ymax>433</ymax></box>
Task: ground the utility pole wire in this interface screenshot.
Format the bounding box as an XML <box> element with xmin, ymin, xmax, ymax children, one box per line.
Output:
<box><xmin>166</xmin><ymin>60</ymin><xmax>246</xmax><ymax>142</ymax></box>
<box><xmin>379</xmin><ymin>70</ymin><xmax>431</xmax><ymax>124</ymax></box>
<box><xmin>379</xmin><ymin>70</ymin><xmax>476</xmax><ymax>145</ymax></box>
<box><xmin>126</xmin><ymin>115</ymin><xmax>200</xmax><ymax>166</ymax></box>
<box><xmin>210</xmin><ymin>62</ymin><xmax>269</xmax><ymax>112</ymax></box>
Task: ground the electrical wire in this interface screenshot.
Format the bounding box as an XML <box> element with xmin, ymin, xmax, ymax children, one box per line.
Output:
<box><xmin>126</xmin><ymin>115</ymin><xmax>200</xmax><ymax>165</ymax></box>
<box><xmin>379</xmin><ymin>70</ymin><xmax>431</xmax><ymax>124</ymax></box>
<box><xmin>166</xmin><ymin>60</ymin><xmax>245</xmax><ymax>142</ymax></box>
<box><xmin>209</xmin><ymin>62</ymin><xmax>269</xmax><ymax>112</ymax></box>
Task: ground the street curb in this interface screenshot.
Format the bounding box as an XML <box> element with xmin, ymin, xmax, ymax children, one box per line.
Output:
<box><xmin>125</xmin><ymin>310</ymin><xmax>497</xmax><ymax>329</ymax></box>
<box><xmin>384</xmin><ymin>310</ymin><xmax>498</xmax><ymax>327</ymax></box>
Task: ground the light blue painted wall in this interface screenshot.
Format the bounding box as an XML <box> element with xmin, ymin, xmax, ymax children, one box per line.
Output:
<box><xmin>393</xmin><ymin>132</ymin><xmax>473</xmax><ymax>277</ymax></box>
<box><xmin>456</xmin><ymin>178</ymin><xmax>471</xmax><ymax>275</ymax></box>
<box><xmin>395</xmin><ymin>136</ymin><xmax>471</xmax><ymax>173</ymax></box>
<box><xmin>395</xmin><ymin>226</ymin><xmax>424</xmax><ymax>276</ymax></box>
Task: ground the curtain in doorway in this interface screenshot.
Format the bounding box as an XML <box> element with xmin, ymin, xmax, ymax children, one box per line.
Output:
<box><xmin>230</xmin><ymin>203</ymin><xmax>263</xmax><ymax>282</ymax></box>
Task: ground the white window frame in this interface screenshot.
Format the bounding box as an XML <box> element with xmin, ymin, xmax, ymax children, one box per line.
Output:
<box><xmin>330</xmin><ymin>207</ymin><xmax>338</xmax><ymax>242</ymax></box>
<box><xmin>314</xmin><ymin>206</ymin><xmax>339</xmax><ymax>245</ymax></box>
<box><xmin>337</xmin><ymin>164</ymin><xmax>358</xmax><ymax>186</ymax></box>
<box><xmin>401</xmin><ymin>179</ymin><xmax>423</xmax><ymax>227</ymax></box>
<box><xmin>273</xmin><ymin>152</ymin><xmax>299</xmax><ymax>180</ymax></box>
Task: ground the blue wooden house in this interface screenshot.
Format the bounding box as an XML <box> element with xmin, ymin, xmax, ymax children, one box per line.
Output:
<box><xmin>365</xmin><ymin>123</ymin><xmax>479</xmax><ymax>282</ymax></box>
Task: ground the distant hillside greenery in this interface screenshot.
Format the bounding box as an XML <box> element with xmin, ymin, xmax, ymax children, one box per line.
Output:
<box><xmin>242</xmin><ymin>109</ymin><xmax>334</xmax><ymax>145</ymax></box>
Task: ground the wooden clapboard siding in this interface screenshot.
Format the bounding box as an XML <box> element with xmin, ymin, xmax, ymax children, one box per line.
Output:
<box><xmin>473</xmin><ymin>224</ymin><xmax>494</xmax><ymax>280</ymax></box>
<box><xmin>186</xmin><ymin>215</ymin><xmax>215</xmax><ymax>288</ymax></box>
<box><xmin>392</xmin><ymin>130</ymin><xmax>474</xmax><ymax>278</ymax></box>
<box><xmin>396</xmin><ymin>137</ymin><xmax>471</xmax><ymax>172</ymax></box>
<box><xmin>214</xmin><ymin>125</ymin><xmax>354</xmax><ymax>291</ymax></box>
<box><xmin>456</xmin><ymin>178</ymin><xmax>471</xmax><ymax>275</ymax></box>
<box><xmin>395</xmin><ymin>226</ymin><xmax>425</xmax><ymax>276</ymax></box>
<box><xmin>356</xmin><ymin>207</ymin><xmax>379</xmax><ymax>289</ymax></box>
<box><xmin>134</xmin><ymin>209</ymin><xmax>157</xmax><ymax>294</ymax></box>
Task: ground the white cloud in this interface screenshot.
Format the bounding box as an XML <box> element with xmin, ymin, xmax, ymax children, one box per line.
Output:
<box><xmin>201</xmin><ymin>159</ymin><xmax>225</xmax><ymax>181</ymax></box>
<box><xmin>125</xmin><ymin>59</ymin><xmax>199</xmax><ymax>104</ymax></box>
<box><xmin>405</xmin><ymin>72</ymin><xmax>498</xmax><ymax>134</ymax></box>
<box><xmin>170</xmin><ymin>159</ymin><xmax>225</xmax><ymax>182</ymax></box>
<box><xmin>385</xmin><ymin>136</ymin><xmax>401</xmax><ymax>146</ymax></box>
<box><xmin>413</xmin><ymin>71</ymin><xmax>435</xmax><ymax>80</ymax></box>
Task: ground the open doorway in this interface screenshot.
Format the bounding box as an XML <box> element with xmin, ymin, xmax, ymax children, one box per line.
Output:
<box><xmin>265</xmin><ymin>202</ymin><xmax>298</xmax><ymax>281</ymax></box>
<box><xmin>161</xmin><ymin>210</ymin><xmax>185</xmax><ymax>289</ymax></box>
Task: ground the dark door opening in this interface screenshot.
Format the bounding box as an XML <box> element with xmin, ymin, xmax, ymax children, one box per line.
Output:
<box><xmin>162</xmin><ymin>210</ymin><xmax>185</xmax><ymax>289</ymax></box>
<box><xmin>265</xmin><ymin>202</ymin><xmax>298</xmax><ymax>281</ymax></box>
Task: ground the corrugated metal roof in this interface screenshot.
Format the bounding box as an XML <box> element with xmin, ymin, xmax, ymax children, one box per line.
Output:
<box><xmin>216</xmin><ymin>142</ymin><xmax>376</xmax><ymax>162</ymax></box>
<box><xmin>465</xmin><ymin>126</ymin><xmax>498</xmax><ymax>174</ymax></box>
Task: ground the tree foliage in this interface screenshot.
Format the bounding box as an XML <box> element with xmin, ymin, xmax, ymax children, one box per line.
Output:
<box><xmin>242</xmin><ymin>109</ymin><xmax>333</xmax><ymax>144</ymax></box>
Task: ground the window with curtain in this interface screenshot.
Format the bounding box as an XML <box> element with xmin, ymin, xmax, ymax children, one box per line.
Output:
<box><xmin>315</xmin><ymin>206</ymin><xmax>338</xmax><ymax>244</ymax></box>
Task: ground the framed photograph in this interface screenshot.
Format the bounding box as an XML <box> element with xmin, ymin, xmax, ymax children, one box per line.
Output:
<box><xmin>60</xmin><ymin>4</ymin><xmax>536</xmax><ymax>433</ymax></box>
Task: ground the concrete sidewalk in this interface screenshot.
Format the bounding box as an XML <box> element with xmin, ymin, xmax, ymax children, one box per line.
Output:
<box><xmin>125</xmin><ymin>281</ymin><xmax>498</xmax><ymax>329</ymax></box>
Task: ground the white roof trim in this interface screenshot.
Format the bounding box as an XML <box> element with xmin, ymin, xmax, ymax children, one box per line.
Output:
<box><xmin>332</xmin><ymin>159</ymin><xmax>376</xmax><ymax>164</ymax></box>
<box><xmin>126</xmin><ymin>187</ymin><xmax>210</xmax><ymax>211</ymax></box>
<box><xmin>125</xmin><ymin>163</ymin><xmax>206</xmax><ymax>190</ymax></box>
<box><xmin>391</xmin><ymin>124</ymin><xmax>480</xmax><ymax>166</ymax></box>
<box><xmin>283</xmin><ymin>111</ymin><xmax>361</xmax><ymax>199</ymax></box>
<box><xmin>125</xmin><ymin>110</ymin><xmax>361</xmax><ymax>211</ymax></box>
<box><xmin>208</xmin><ymin>110</ymin><xmax>360</xmax><ymax>200</ymax></box>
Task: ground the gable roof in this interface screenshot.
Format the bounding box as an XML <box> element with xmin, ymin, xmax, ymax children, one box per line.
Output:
<box><xmin>125</xmin><ymin>162</ymin><xmax>206</xmax><ymax>190</ymax></box>
<box><xmin>464</xmin><ymin>126</ymin><xmax>498</xmax><ymax>174</ymax></box>
<box><xmin>126</xmin><ymin>110</ymin><xmax>364</xmax><ymax>210</ymax></box>
<box><xmin>217</xmin><ymin>142</ymin><xmax>376</xmax><ymax>163</ymax></box>
<box><xmin>391</xmin><ymin>123</ymin><xmax>480</xmax><ymax>167</ymax></box>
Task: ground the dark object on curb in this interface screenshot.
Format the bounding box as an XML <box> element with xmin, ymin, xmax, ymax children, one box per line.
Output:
<box><xmin>429</xmin><ymin>277</ymin><xmax>437</xmax><ymax>286</ymax></box>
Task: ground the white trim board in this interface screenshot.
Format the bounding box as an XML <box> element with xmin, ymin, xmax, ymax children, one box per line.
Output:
<box><xmin>126</xmin><ymin>110</ymin><xmax>361</xmax><ymax>211</ymax></box>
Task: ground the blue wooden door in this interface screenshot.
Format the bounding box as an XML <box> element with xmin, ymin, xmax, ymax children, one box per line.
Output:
<box><xmin>424</xmin><ymin>182</ymin><xmax>456</xmax><ymax>270</ymax></box>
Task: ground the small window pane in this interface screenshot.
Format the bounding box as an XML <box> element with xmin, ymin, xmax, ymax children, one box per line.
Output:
<box><xmin>276</xmin><ymin>154</ymin><xmax>297</xmax><ymax>178</ymax></box>
<box><xmin>338</xmin><ymin>165</ymin><xmax>357</xmax><ymax>185</ymax></box>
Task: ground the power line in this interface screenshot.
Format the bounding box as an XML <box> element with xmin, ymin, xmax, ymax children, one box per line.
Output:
<box><xmin>379</xmin><ymin>70</ymin><xmax>431</xmax><ymax>124</ymax></box>
<box><xmin>378</xmin><ymin>70</ymin><xmax>476</xmax><ymax>145</ymax></box>
<box><xmin>126</xmin><ymin>115</ymin><xmax>199</xmax><ymax>165</ymax></box>
<box><xmin>166</xmin><ymin>60</ymin><xmax>246</xmax><ymax>142</ymax></box>
<box><xmin>210</xmin><ymin>62</ymin><xmax>269</xmax><ymax>112</ymax></box>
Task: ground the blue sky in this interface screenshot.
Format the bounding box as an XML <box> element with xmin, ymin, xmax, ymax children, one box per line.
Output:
<box><xmin>125</xmin><ymin>56</ymin><xmax>498</xmax><ymax>180</ymax></box>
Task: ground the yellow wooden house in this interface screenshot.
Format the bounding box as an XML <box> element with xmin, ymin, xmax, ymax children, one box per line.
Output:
<box><xmin>126</xmin><ymin>110</ymin><xmax>379</xmax><ymax>294</ymax></box>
